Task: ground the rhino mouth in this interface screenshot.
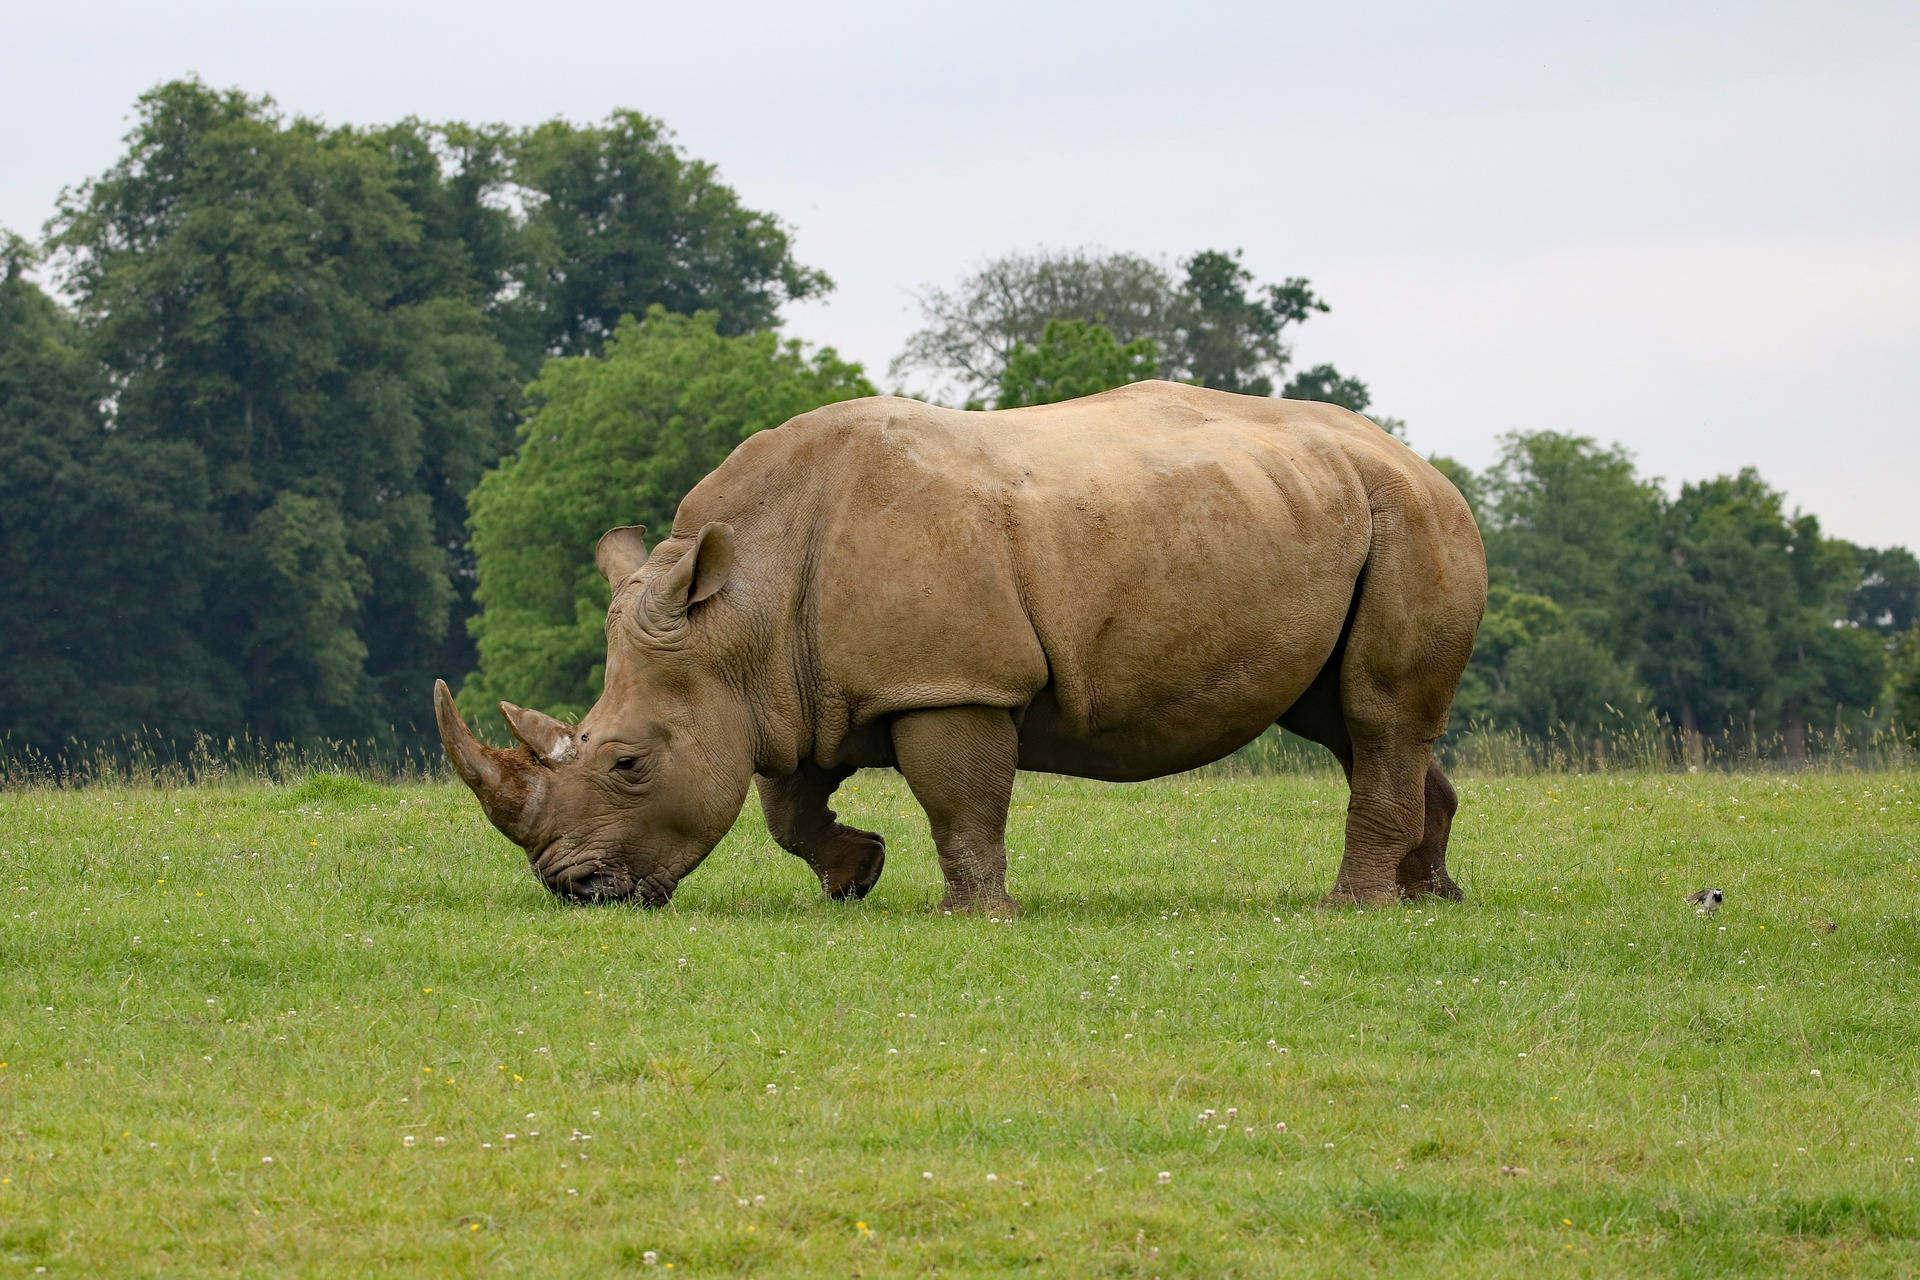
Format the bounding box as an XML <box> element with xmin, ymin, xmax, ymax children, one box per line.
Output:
<box><xmin>535</xmin><ymin>847</ymin><xmax>667</xmax><ymax>906</ymax></box>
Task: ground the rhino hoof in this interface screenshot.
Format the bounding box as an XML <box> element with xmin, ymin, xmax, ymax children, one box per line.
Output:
<box><xmin>820</xmin><ymin>829</ymin><xmax>885</xmax><ymax>901</ymax></box>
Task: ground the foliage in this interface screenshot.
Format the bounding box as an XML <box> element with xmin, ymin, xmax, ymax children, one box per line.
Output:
<box><xmin>45</xmin><ymin>81</ymin><xmax>515</xmax><ymax>745</ymax></box>
<box><xmin>1281</xmin><ymin>362</ymin><xmax>1371</xmax><ymax>413</ymax></box>
<box><xmin>1479</xmin><ymin>431</ymin><xmax>1663</xmax><ymax>655</ymax></box>
<box><xmin>1176</xmin><ymin>248</ymin><xmax>1325</xmax><ymax>396</ymax></box>
<box><xmin>4</xmin><ymin>771</ymin><xmax>1918</xmax><ymax>1275</ymax></box>
<box><xmin>1637</xmin><ymin>473</ymin><xmax>1886</xmax><ymax>749</ymax></box>
<box><xmin>893</xmin><ymin>246</ymin><xmax>1367</xmax><ymax>409</ymax></box>
<box><xmin>9</xmin><ymin>78</ymin><xmax>827</xmax><ymax>756</ymax></box>
<box><xmin>995</xmin><ymin>319</ymin><xmax>1158</xmax><ymax>408</ymax></box>
<box><xmin>510</xmin><ymin>111</ymin><xmax>831</xmax><ymax>362</ymax></box>
<box><xmin>1889</xmin><ymin>628</ymin><xmax>1920</xmax><ymax>737</ymax></box>
<box><xmin>0</xmin><ymin>238</ymin><xmax>229</xmax><ymax>748</ymax></box>
<box><xmin>890</xmin><ymin>248</ymin><xmax>1184</xmax><ymax>401</ymax></box>
<box><xmin>1849</xmin><ymin>546</ymin><xmax>1920</xmax><ymax>635</ymax></box>
<box><xmin>1455</xmin><ymin>435</ymin><xmax>1905</xmax><ymax>757</ymax></box>
<box><xmin>461</xmin><ymin>309</ymin><xmax>872</xmax><ymax>719</ymax></box>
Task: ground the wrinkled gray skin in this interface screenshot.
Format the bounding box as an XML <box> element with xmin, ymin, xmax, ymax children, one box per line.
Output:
<box><xmin>438</xmin><ymin>381</ymin><xmax>1486</xmax><ymax>911</ymax></box>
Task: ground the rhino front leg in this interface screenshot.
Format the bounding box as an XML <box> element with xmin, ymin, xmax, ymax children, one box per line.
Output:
<box><xmin>756</xmin><ymin>765</ymin><xmax>886</xmax><ymax>900</ymax></box>
<box><xmin>891</xmin><ymin>705</ymin><xmax>1020</xmax><ymax>916</ymax></box>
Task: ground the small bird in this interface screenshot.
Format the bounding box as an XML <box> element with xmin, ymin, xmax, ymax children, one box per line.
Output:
<box><xmin>1686</xmin><ymin>888</ymin><xmax>1724</xmax><ymax>915</ymax></box>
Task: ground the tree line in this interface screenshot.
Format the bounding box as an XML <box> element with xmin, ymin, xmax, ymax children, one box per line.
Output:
<box><xmin>2</xmin><ymin>79</ymin><xmax>1915</xmax><ymax>762</ymax></box>
<box><xmin>2</xmin><ymin>79</ymin><xmax>822</xmax><ymax>755</ymax></box>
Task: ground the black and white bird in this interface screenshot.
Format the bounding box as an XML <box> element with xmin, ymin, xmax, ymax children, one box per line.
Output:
<box><xmin>1685</xmin><ymin>888</ymin><xmax>1724</xmax><ymax>915</ymax></box>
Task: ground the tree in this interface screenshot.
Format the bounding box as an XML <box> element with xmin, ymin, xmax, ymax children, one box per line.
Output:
<box><xmin>1847</xmin><ymin>545</ymin><xmax>1920</xmax><ymax>636</ymax></box>
<box><xmin>1889</xmin><ymin>627</ymin><xmax>1920</xmax><ymax>739</ymax></box>
<box><xmin>1176</xmin><ymin>249</ymin><xmax>1326</xmax><ymax>396</ymax></box>
<box><xmin>461</xmin><ymin>308</ymin><xmax>873</xmax><ymax>719</ymax></box>
<box><xmin>512</xmin><ymin>111</ymin><xmax>830</xmax><ymax>362</ymax></box>
<box><xmin>1496</xmin><ymin>629</ymin><xmax>1646</xmax><ymax>743</ymax></box>
<box><xmin>1480</xmin><ymin>431</ymin><xmax>1664</xmax><ymax>657</ymax></box>
<box><xmin>1449</xmin><ymin>580</ymin><xmax>1647</xmax><ymax>746</ymax></box>
<box><xmin>1281</xmin><ymin>363</ymin><xmax>1371</xmax><ymax>413</ymax></box>
<box><xmin>891</xmin><ymin>249</ymin><xmax>1182</xmax><ymax>401</ymax></box>
<box><xmin>892</xmin><ymin>246</ymin><xmax>1340</xmax><ymax>405</ymax></box>
<box><xmin>48</xmin><ymin>79</ymin><xmax>517</xmax><ymax>744</ymax></box>
<box><xmin>0</xmin><ymin>234</ymin><xmax>229</xmax><ymax>754</ymax></box>
<box><xmin>996</xmin><ymin>320</ymin><xmax>1158</xmax><ymax>408</ymax></box>
<box><xmin>1636</xmin><ymin>471</ymin><xmax>1885</xmax><ymax>756</ymax></box>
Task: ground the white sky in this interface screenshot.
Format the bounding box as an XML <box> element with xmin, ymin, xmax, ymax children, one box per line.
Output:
<box><xmin>5</xmin><ymin>0</ymin><xmax>1916</xmax><ymax>547</ymax></box>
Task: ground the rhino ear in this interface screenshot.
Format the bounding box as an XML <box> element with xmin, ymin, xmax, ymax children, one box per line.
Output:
<box><xmin>644</xmin><ymin>522</ymin><xmax>735</xmax><ymax>626</ymax></box>
<box><xmin>595</xmin><ymin>525</ymin><xmax>649</xmax><ymax>584</ymax></box>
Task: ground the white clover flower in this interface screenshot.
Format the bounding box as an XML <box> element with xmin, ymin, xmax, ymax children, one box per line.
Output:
<box><xmin>1157</xmin><ymin>1171</ymin><xmax>1172</xmax><ymax>1184</ymax></box>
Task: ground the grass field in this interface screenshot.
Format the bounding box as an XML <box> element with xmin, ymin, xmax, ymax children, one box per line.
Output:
<box><xmin>1</xmin><ymin>769</ymin><xmax>1916</xmax><ymax>1277</ymax></box>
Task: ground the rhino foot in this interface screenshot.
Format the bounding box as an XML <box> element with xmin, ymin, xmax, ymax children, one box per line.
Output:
<box><xmin>1318</xmin><ymin>885</ymin><xmax>1399</xmax><ymax>909</ymax></box>
<box><xmin>939</xmin><ymin>889</ymin><xmax>1020</xmax><ymax>917</ymax></box>
<box><xmin>815</xmin><ymin>827</ymin><xmax>885</xmax><ymax>901</ymax></box>
<box><xmin>1399</xmin><ymin>876</ymin><xmax>1464</xmax><ymax>903</ymax></box>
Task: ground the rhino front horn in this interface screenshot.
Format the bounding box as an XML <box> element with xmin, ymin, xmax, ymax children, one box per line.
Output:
<box><xmin>434</xmin><ymin>679</ymin><xmax>545</xmax><ymax>846</ymax></box>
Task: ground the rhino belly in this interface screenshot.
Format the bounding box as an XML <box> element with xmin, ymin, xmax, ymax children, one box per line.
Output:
<box><xmin>1012</xmin><ymin>600</ymin><xmax>1345</xmax><ymax>782</ymax></box>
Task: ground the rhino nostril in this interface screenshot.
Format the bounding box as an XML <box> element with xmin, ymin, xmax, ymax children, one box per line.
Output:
<box><xmin>574</xmin><ymin>873</ymin><xmax>619</xmax><ymax>901</ymax></box>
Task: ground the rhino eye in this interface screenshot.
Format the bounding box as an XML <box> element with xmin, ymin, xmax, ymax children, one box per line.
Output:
<box><xmin>613</xmin><ymin>756</ymin><xmax>640</xmax><ymax>772</ymax></box>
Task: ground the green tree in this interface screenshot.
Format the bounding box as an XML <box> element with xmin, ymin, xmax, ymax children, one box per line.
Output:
<box><xmin>1480</xmin><ymin>431</ymin><xmax>1663</xmax><ymax>657</ymax></box>
<box><xmin>1496</xmin><ymin>629</ymin><xmax>1646</xmax><ymax>743</ymax></box>
<box><xmin>1280</xmin><ymin>363</ymin><xmax>1372</xmax><ymax>413</ymax></box>
<box><xmin>0</xmin><ymin>234</ymin><xmax>229</xmax><ymax>753</ymax></box>
<box><xmin>893</xmin><ymin>246</ymin><xmax>1342</xmax><ymax>405</ymax></box>
<box><xmin>1176</xmin><ymin>249</ymin><xmax>1326</xmax><ymax>396</ymax></box>
<box><xmin>1888</xmin><ymin>627</ymin><xmax>1920</xmax><ymax>739</ymax></box>
<box><xmin>892</xmin><ymin>249</ymin><xmax>1183</xmax><ymax>401</ymax></box>
<box><xmin>996</xmin><ymin>320</ymin><xmax>1158</xmax><ymax>408</ymax></box>
<box><xmin>512</xmin><ymin>111</ymin><xmax>830</xmax><ymax>361</ymax></box>
<box><xmin>48</xmin><ymin>80</ymin><xmax>517</xmax><ymax>744</ymax></box>
<box><xmin>1450</xmin><ymin>581</ymin><xmax>1647</xmax><ymax>744</ymax></box>
<box><xmin>1637</xmin><ymin>471</ymin><xmax>1885</xmax><ymax>755</ymax></box>
<box><xmin>1847</xmin><ymin>545</ymin><xmax>1920</xmax><ymax>636</ymax></box>
<box><xmin>461</xmin><ymin>309</ymin><xmax>872</xmax><ymax>719</ymax></box>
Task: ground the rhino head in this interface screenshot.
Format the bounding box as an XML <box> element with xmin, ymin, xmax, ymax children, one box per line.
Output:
<box><xmin>435</xmin><ymin>521</ymin><xmax>755</xmax><ymax>905</ymax></box>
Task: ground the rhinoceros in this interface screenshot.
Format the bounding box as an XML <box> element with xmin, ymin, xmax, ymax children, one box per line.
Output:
<box><xmin>435</xmin><ymin>380</ymin><xmax>1485</xmax><ymax>911</ymax></box>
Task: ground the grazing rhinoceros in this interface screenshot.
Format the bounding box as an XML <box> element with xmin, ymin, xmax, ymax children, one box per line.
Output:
<box><xmin>436</xmin><ymin>380</ymin><xmax>1485</xmax><ymax>911</ymax></box>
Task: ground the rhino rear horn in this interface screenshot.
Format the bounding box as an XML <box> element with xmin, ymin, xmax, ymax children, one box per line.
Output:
<box><xmin>501</xmin><ymin>701</ymin><xmax>576</xmax><ymax>763</ymax></box>
<box><xmin>434</xmin><ymin>679</ymin><xmax>545</xmax><ymax>846</ymax></box>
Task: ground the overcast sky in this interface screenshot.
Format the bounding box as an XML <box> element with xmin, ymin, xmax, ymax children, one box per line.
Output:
<box><xmin>5</xmin><ymin>0</ymin><xmax>1915</xmax><ymax>546</ymax></box>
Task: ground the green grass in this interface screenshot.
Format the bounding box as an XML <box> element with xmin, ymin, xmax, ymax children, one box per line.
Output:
<box><xmin>2</xmin><ymin>770</ymin><xmax>1917</xmax><ymax>1277</ymax></box>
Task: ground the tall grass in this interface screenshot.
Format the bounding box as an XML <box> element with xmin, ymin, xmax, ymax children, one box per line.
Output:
<box><xmin>1219</xmin><ymin>713</ymin><xmax>1917</xmax><ymax>778</ymax></box>
<box><xmin>0</xmin><ymin>729</ymin><xmax>444</xmax><ymax>790</ymax></box>
<box><xmin>5</xmin><ymin>709</ymin><xmax>1914</xmax><ymax>793</ymax></box>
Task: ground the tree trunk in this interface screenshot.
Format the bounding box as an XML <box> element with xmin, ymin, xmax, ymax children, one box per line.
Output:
<box><xmin>1783</xmin><ymin>704</ymin><xmax>1807</xmax><ymax>768</ymax></box>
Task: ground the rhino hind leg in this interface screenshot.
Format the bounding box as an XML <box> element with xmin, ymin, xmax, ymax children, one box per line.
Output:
<box><xmin>1395</xmin><ymin>762</ymin><xmax>1463</xmax><ymax>901</ymax></box>
<box><xmin>756</xmin><ymin>765</ymin><xmax>886</xmax><ymax>900</ymax></box>
<box><xmin>890</xmin><ymin>705</ymin><xmax>1021</xmax><ymax>916</ymax></box>
<box><xmin>1279</xmin><ymin>558</ymin><xmax>1475</xmax><ymax>908</ymax></box>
